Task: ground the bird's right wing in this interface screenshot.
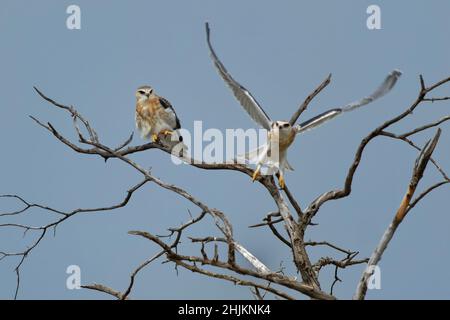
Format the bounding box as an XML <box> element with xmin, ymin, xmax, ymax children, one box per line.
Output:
<box><xmin>205</xmin><ymin>23</ymin><xmax>272</xmax><ymax>130</ymax></box>
<box><xmin>295</xmin><ymin>70</ymin><xmax>402</xmax><ymax>134</ymax></box>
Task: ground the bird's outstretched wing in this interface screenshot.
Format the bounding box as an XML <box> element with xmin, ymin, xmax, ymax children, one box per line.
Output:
<box><xmin>295</xmin><ymin>70</ymin><xmax>402</xmax><ymax>134</ymax></box>
<box><xmin>205</xmin><ymin>22</ymin><xmax>272</xmax><ymax>130</ymax></box>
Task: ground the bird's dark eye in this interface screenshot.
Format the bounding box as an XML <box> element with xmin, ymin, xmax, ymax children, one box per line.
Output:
<box><xmin>283</xmin><ymin>123</ymin><xmax>289</xmax><ymax>128</ymax></box>
<box><xmin>139</xmin><ymin>90</ymin><xmax>146</xmax><ymax>95</ymax></box>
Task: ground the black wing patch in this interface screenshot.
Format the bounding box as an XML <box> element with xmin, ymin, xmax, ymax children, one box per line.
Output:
<box><xmin>158</xmin><ymin>96</ymin><xmax>172</xmax><ymax>109</ymax></box>
<box><xmin>159</xmin><ymin>96</ymin><xmax>181</xmax><ymax>129</ymax></box>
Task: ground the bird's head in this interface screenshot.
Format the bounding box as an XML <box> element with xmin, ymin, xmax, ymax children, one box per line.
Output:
<box><xmin>136</xmin><ymin>85</ymin><xmax>155</xmax><ymax>102</ymax></box>
<box><xmin>273</xmin><ymin>121</ymin><xmax>292</xmax><ymax>131</ymax></box>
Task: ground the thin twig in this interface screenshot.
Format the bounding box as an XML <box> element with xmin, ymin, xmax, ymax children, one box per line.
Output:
<box><xmin>289</xmin><ymin>74</ymin><xmax>332</xmax><ymax>125</ymax></box>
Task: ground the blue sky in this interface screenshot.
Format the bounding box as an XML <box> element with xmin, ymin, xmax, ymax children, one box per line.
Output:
<box><xmin>1</xmin><ymin>1</ymin><xmax>449</xmax><ymax>299</ymax></box>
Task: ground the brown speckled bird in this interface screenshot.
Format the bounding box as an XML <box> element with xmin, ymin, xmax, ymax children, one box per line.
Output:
<box><xmin>135</xmin><ymin>85</ymin><xmax>184</xmax><ymax>147</ymax></box>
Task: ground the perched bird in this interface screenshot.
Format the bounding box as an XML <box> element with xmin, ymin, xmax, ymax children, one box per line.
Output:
<box><xmin>135</xmin><ymin>85</ymin><xmax>184</xmax><ymax>150</ymax></box>
<box><xmin>205</xmin><ymin>22</ymin><xmax>401</xmax><ymax>189</ymax></box>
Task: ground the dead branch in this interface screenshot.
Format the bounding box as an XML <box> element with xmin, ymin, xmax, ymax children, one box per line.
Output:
<box><xmin>302</xmin><ymin>75</ymin><xmax>450</xmax><ymax>228</ymax></box>
<box><xmin>1</xmin><ymin>73</ymin><xmax>449</xmax><ymax>300</ymax></box>
<box><xmin>129</xmin><ymin>230</ymin><xmax>334</xmax><ymax>300</ymax></box>
<box><xmin>0</xmin><ymin>178</ymin><xmax>150</xmax><ymax>299</ymax></box>
<box><xmin>354</xmin><ymin>129</ymin><xmax>441</xmax><ymax>300</ymax></box>
<box><xmin>289</xmin><ymin>74</ymin><xmax>332</xmax><ymax>125</ymax></box>
<box><xmin>81</xmin><ymin>284</ymin><xmax>125</xmax><ymax>300</ymax></box>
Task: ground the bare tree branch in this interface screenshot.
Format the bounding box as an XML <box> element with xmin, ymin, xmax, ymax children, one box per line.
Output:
<box><xmin>2</xmin><ymin>73</ymin><xmax>449</xmax><ymax>300</ymax></box>
<box><xmin>399</xmin><ymin>115</ymin><xmax>450</xmax><ymax>138</ymax></box>
<box><xmin>0</xmin><ymin>178</ymin><xmax>151</xmax><ymax>298</ymax></box>
<box><xmin>129</xmin><ymin>230</ymin><xmax>334</xmax><ymax>300</ymax></box>
<box><xmin>423</xmin><ymin>96</ymin><xmax>450</xmax><ymax>102</ymax></box>
<box><xmin>289</xmin><ymin>74</ymin><xmax>332</xmax><ymax>126</ymax></box>
<box><xmin>406</xmin><ymin>180</ymin><xmax>450</xmax><ymax>214</ymax></box>
<box><xmin>379</xmin><ymin>131</ymin><xmax>450</xmax><ymax>181</ymax></box>
<box><xmin>303</xmin><ymin>75</ymin><xmax>450</xmax><ymax>227</ymax></box>
<box><xmin>283</xmin><ymin>185</ymin><xmax>304</xmax><ymax>218</ymax></box>
<box><xmin>82</xmin><ymin>284</ymin><xmax>125</xmax><ymax>300</ymax></box>
<box><xmin>354</xmin><ymin>129</ymin><xmax>441</xmax><ymax>300</ymax></box>
<box><xmin>121</xmin><ymin>251</ymin><xmax>165</xmax><ymax>300</ymax></box>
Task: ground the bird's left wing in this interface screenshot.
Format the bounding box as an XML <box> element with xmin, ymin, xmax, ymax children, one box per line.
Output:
<box><xmin>295</xmin><ymin>69</ymin><xmax>402</xmax><ymax>134</ymax></box>
<box><xmin>205</xmin><ymin>23</ymin><xmax>272</xmax><ymax>130</ymax></box>
<box><xmin>159</xmin><ymin>96</ymin><xmax>181</xmax><ymax>129</ymax></box>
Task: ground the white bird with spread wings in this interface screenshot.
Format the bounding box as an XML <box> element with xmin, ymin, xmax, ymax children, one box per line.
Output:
<box><xmin>205</xmin><ymin>23</ymin><xmax>402</xmax><ymax>189</ymax></box>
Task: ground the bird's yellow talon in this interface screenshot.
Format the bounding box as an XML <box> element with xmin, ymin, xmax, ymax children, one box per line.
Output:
<box><xmin>278</xmin><ymin>176</ymin><xmax>285</xmax><ymax>189</ymax></box>
<box><xmin>161</xmin><ymin>130</ymin><xmax>173</xmax><ymax>136</ymax></box>
<box><xmin>252</xmin><ymin>168</ymin><xmax>260</xmax><ymax>182</ymax></box>
<box><xmin>151</xmin><ymin>134</ymin><xmax>159</xmax><ymax>142</ymax></box>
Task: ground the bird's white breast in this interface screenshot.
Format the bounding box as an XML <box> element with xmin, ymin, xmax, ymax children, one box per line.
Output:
<box><xmin>268</xmin><ymin>128</ymin><xmax>296</xmax><ymax>152</ymax></box>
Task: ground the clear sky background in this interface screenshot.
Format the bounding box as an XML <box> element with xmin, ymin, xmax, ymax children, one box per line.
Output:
<box><xmin>1</xmin><ymin>1</ymin><xmax>449</xmax><ymax>299</ymax></box>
